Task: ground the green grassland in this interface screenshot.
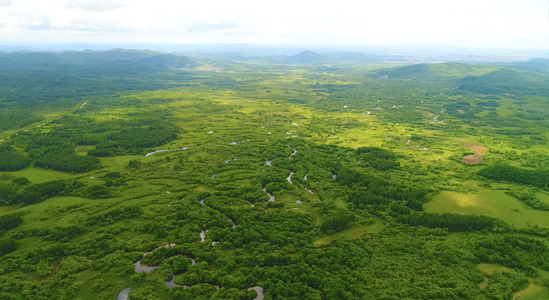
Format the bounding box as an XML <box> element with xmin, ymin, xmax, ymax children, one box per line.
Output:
<box><xmin>426</xmin><ymin>190</ymin><xmax>549</xmax><ymax>228</ymax></box>
<box><xmin>0</xmin><ymin>50</ymin><xmax>549</xmax><ymax>299</ymax></box>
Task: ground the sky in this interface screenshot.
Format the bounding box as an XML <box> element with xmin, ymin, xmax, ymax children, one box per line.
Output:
<box><xmin>0</xmin><ymin>0</ymin><xmax>548</xmax><ymax>49</ymax></box>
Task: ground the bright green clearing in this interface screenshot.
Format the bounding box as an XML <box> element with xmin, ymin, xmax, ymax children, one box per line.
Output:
<box><xmin>313</xmin><ymin>221</ymin><xmax>384</xmax><ymax>247</ymax></box>
<box><xmin>426</xmin><ymin>190</ymin><xmax>549</xmax><ymax>228</ymax></box>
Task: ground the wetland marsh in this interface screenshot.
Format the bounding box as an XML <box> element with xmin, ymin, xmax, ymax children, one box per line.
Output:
<box><xmin>0</xmin><ymin>49</ymin><xmax>549</xmax><ymax>299</ymax></box>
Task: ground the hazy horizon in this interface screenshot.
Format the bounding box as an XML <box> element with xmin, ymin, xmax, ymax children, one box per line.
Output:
<box><xmin>1</xmin><ymin>0</ymin><xmax>548</xmax><ymax>50</ymax></box>
<box><xmin>0</xmin><ymin>42</ymin><xmax>546</xmax><ymax>60</ymax></box>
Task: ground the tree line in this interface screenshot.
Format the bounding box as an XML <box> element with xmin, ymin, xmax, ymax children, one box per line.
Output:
<box><xmin>478</xmin><ymin>165</ymin><xmax>549</xmax><ymax>190</ymax></box>
<box><xmin>0</xmin><ymin>179</ymin><xmax>81</xmax><ymax>206</ymax></box>
<box><xmin>396</xmin><ymin>212</ymin><xmax>503</xmax><ymax>232</ymax></box>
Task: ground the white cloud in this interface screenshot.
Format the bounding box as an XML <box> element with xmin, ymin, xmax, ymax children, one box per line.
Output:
<box><xmin>63</xmin><ymin>0</ymin><xmax>128</xmax><ymax>12</ymax></box>
<box><xmin>0</xmin><ymin>0</ymin><xmax>547</xmax><ymax>49</ymax></box>
<box><xmin>0</xmin><ymin>0</ymin><xmax>13</xmax><ymax>7</ymax></box>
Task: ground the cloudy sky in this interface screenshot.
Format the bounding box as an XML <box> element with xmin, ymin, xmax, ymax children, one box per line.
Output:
<box><xmin>0</xmin><ymin>0</ymin><xmax>548</xmax><ymax>49</ymax></box>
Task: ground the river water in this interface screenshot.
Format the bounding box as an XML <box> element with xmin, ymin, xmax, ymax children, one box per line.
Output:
<box><xmin>200</xmin><ymin>230</ymin><xmax>208</xmax><ymax>242</ymax></box>
<box><xmin>134</xmin><ymin>243</ymin><xmax>177</xmax><ymax>273</ymax></box>
<box><xmin>286</xmin><ymin>172</ymin><xmax>294</xmax><ymax>184</ymax></box>
<box><xmin>117</xmin><ymin>288</ymin><xmax>130</xmax><ymax>300</ymax></box>
<box><xmin>263</xmin><ymin>187</ymin><xmax>275</xmax><ymax>202</ymax></box>
<box><xmin>144</xmin><ymin>147</ymin><xmax>188</xmax><ymax>157</ymax></box>
<box><xmin>289</xmin><ymin>149</ymin><xmax>297</xmax><ymax>159</ymax></box>
<box><xmin>248</xmin><ymin>286</ymin><xmax>264</xmax><ymax>300</ymax></box>
<box><xmin>163</xmin><ymin>257</ymin><xmax>195</xmax><ymax>288</ymax></box>
<box><xmin>130</xmin><ymin>243</ymin><xmax>262</xmax><ymax>296</ymax></box>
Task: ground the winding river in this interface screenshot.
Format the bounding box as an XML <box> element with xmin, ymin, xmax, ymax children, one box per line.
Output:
<box><xmin>127</xmin><ymin>244</ymin><xmax>263</xmax><ymax>298</ymax></box>
<box><xmin>199</xmin><ymin>199</ymin><xmax>236</xmax><ymax>228</ymax></box>
<box><xmin>132</xmin><ymin>243</ymin><xmax>198</xmax><ymax>290</ymax></box>
<box><xmin>164</xmin><ymin>275</ymin><xmax>183</xmax><ymax>288</ymax></box>
<box><xmin>286</xmin><ymin>172</ymin><xmax>294</xmax><ymax>184</ymax></box>
<box><xmin>263</xmin><ymin>187</ymin><xmax>275</xmax><ymax>202</ymax></box>
<box><xmin>164</xmin><ymin>257</ymin><xmax>195</xmax><ymax>288</ymax></box>
<box><xmin>289</xmin><ymin>148</ymin><xmax>297</xmax><ymax>159</ymax></box>
<box><xmin>248</xmin><ymin>286</ymin><xmax>264</xmax><ymax>300</ymax></box>
<box><xmin>117</xmin><ymin>288</ymin><xmax>130</xmax><ymax>300</ymax></box>
<box><xmin>134</xmin><ymin>243</ymin><xmax>177</xmax><ymax>273</ymax></box>
<box><xmin>200</xmin><ymin>230</ymin><xmax>208</xmax><ymax>242</ymax></box>
<box><xmin>144</xmin><ymin>147</ymin><xmax>188</xmax><ymax>157</ymax></box>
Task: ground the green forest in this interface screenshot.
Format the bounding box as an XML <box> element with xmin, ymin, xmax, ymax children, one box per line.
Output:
<box><xmin>1</xmin><ymin>49</ymin><xmax>549</xmax><ymax>299</ymax></box>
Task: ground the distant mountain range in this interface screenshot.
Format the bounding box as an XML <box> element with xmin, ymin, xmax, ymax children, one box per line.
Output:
<box><xmin>2</xmin><ymin>48</ymin><xmax>549</xmax><ymax>100</ymax></box>
<box><xmin>371</xmin><ymin>62</ymin><xmax>499</xmax><ymax>80</ymax></box>
<box><xmin>0</xmin><ymin>49</ymin><xmax>199</xmax><ymax>72</ymax></box>
<box><xmin>371</xmin><ymin>60</ymin><xmax>549</xmax><ymax>97</ymax></box>
<box><xmin>496</xmin><ymin>58</ymin><xmax>549</xmax><ymax>74</ymax></box>
<box><xmin>0</xmin><ymin>50</ymin><xmax>200</xmax><ymax>107</ymax></box>
<box><xmin>254</xmin><ymin>50</ymin><xmax>387</xmax><ymax>64</ymax></box>
<box><xmin>458</xmin><ymin>68</ymin><xmax>549</xmax><ymax>97</ymax></box>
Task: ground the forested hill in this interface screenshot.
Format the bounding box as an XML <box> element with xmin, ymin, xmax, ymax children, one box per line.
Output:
<box><xmin>0</xmin><ymin>49</ymin><xmax>199</xmax><ymax>71</ymax></box>
<box><xmin>370</xmin><ymin>61</ymin><xmax>549</xmax><ymax>97</ymax></box>
<box><xmin>498</xmin><ymin>58</ymin><xmax>549</xmax><ymax>74</ymax></box>
<box><xmin>0</xmin><ymin>50</ymin><xmax>201</xmax><ymax>134</ymax></box>
<box><xmin>0</xmin><ymin>50</ymin><xmax>200</xmax><ymax>111</ymax></box>
<box><xmin>371</xmin><ymin>62</ymin><xmax>500</xmax><ymax>80</ymax></box>
<box><xmin>458</xmin><ymin>68</ymin><xmax>549</xmax><ymax>97</ymax></box>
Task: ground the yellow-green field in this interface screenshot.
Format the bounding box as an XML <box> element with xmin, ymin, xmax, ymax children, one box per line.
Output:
<box><xmin>426</xmin><ymin>189</ymin><xmax>549</xmax><ymax>228</ymax></box>
<box><xmin>313</xmin><ymin>221</ymin><xmax>384</xmax><ymax>247</ymax></box>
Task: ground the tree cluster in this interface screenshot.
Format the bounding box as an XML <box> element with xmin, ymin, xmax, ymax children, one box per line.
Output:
<box><xmin>396</xmin><ymin>212</ymin><xmax>503</xmax><ymax>232</ymax></box>
<box><xmin>478</xmin><ymin>165</ymin><xmax>549</xmax><ymax>190</ymax></box>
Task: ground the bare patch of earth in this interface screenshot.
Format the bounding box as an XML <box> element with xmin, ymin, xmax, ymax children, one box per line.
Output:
<box><xmin>461</xmin><ymin>144</ymin><xmax>488</xmax><ymax>164</ymax></box>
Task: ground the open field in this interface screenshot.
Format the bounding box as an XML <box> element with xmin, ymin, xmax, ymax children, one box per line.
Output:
<box><xmin>313</xmin><ymin>221</ymin><xmax>384</xmax><ymax>247</ymax></box>
<box><xmin>426</xmin><ymin>190</ymin><xmax>549</xmax><ymax>228</ymax></box>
